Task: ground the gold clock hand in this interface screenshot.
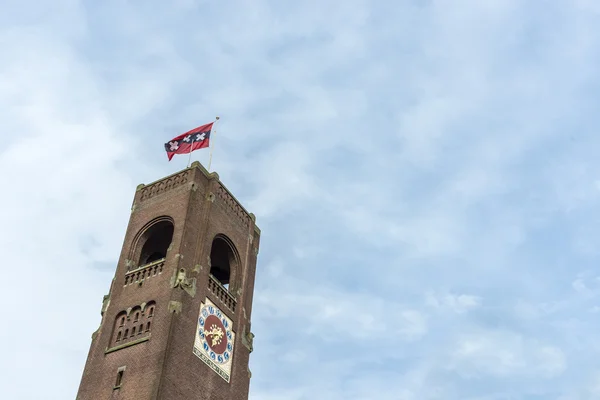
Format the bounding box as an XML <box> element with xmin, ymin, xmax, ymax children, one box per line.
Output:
<box><xmin>204</xmin><ymin>325</ymin><xmax>224</xmax><ymax>346</ymax></box>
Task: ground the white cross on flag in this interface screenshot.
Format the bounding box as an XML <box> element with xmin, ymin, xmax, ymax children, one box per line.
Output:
<box><xmin>164</xmin><ymin>122</ymin><xmax>214</xmax><ymax>161</ymax></box>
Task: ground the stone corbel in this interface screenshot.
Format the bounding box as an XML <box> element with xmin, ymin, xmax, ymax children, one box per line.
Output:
<box><xmin>171</xmin><ymin>268</ymin><xmax>196</xmax><ymax>297</ymax></box>
<box><xmin>168</xmin><ymin>301</ymin><xmax>182</xmax><ymax>314</ymax></box>
<box><xmin>101</xmin><ymin>295</ymin><xmax>110</xmax><ymax>316</ymax></box>
<box><xmin>241</xmin><ymin>325</ymin><xmax>255</xmax><ymax>353</ymax></box>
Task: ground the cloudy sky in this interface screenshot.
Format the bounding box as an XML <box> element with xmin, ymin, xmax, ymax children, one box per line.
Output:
<box><xmin>2</xmin><ymin>0</ymin><xmax>600</xmax><ymax>399</ymax></box>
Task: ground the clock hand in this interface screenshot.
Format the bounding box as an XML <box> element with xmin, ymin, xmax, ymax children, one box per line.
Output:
<box><xmin>204</xmin><ymin>325</ymin><xmax>224</xmax><ymax>346</ymax></box>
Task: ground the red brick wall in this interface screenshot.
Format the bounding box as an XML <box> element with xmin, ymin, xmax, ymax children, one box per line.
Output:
<box><xmin>76</xmin><ymin>162</ymin><xmax>260</xmax><ymax>400</ymax></box>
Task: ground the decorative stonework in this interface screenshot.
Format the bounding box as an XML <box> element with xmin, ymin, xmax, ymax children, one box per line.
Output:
<box><xmin>139</xmin><ymin>170</ymin><xmax>190</xmax><ymax>202</ymax></box>
<box><xmin>101</xmin><ymin>295</ymin><xmax>110</xmax><ymax>316</ymax></box>
<box><xmin>105</xmin><ymin>336</ymin><xmax>150</xmax><ymax>354</ymax></box>
<box><xmin>208</xmin><ymin>274</ymin><xmax>236</xmax><ymax>312</ymax></box>
<box><xmin>110</xmin><ymin>301</ymin><xmax>155</xmax><ymax>349</ymax></box>
<box><xmin>124</xmin><ymin>259</ymin><xmax>164</xmax><ymax>286</ymax></box>
<box><xmin>193</xmin><ymin>298</ymin><xmax>235</xmax><ymax>383</ymax></box>
<box><xmin>241</xmin><ymin>326</ymin><xmax>254</xmax><ymax>353</ymax></box>
<box><xmin>171</xmin><ymin>268</ymin><xmax>196</xmax><ymax>297</ymax></box>
<box><xmin>168</xmin><ymin>301</ymin><xmax>182</xmax><ymax>314</ymax></box>
<box><xmin>206</xmin><ymin>192</ymin><xmax>215</xmax><ymax>202</ymax></box>
<box><xmin>214</xmin><ymin>184</ymin><xmax>251</xmax><ymax>227</ymax></box>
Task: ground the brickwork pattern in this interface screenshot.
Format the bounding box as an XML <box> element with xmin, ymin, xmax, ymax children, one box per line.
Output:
<box><xmin>76</xmin><ymin>162</ymin><xmax>260</xmax><ymax>400</ymax></box>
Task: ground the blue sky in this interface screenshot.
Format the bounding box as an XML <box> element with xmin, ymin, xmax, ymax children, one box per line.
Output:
<box><xmin>2</xmin><ymin>0</ymin><xmax>600</xmax><ymax>399</ymax></box>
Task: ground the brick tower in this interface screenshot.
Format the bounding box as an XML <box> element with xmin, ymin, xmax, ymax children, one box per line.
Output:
<box><xmin>77</xmin><ymin>162</ymin><xmax>260</xmax><ymax>400</ymax></box>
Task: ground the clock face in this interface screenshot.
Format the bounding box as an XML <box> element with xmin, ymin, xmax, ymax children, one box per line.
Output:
<box><xmin>193</xmin><ymin>299</ymin><xmax>235</xmax><ymax>382</ymax></box>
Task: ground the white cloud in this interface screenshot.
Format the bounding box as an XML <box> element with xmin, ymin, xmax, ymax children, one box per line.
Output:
<box><xmin>257</xmin><ymin>273</ymin><xmax>428</xmax><ymax>344</ymax></box>
<box><xmin>450</xmin><ymin>330</ymin><xmax>566</xmax><ymax>379</ymax></box>
<box><xmin>426</xmin><ymin>292</ymin><xmax>482</xmax><ymax>313</ymax></box>
<box><xmin>3</xmin><ymin>1</ymin><xmax>600</xmax><ymax>399</ymax></box>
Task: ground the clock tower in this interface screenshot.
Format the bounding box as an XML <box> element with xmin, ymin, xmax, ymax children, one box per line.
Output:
<box><xmin>76</xmin><ymin>162</ymin><xmax>260</xmax><ymax>400</ymax></box>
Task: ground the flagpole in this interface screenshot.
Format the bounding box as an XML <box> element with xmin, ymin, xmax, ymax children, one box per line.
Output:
<box><xmin>207</xmin><ymin>116</ymin><xmax>220</xmax><ymax>172</ymax></box>
<box><xmin>187</xmin><ymin>136</ymin><xmax>195</xmax><ymax>168</ymax></box>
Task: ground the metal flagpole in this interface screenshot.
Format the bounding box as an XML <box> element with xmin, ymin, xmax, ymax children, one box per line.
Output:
<box><xmin>187</xmin><ymin>135</ymin><xmax>195</xmax><ymax>168</ymax></box>
<box><xmin>207</xmin><ymin>116</ymin><xmax>220</xmax><ymax>172</ymax></box>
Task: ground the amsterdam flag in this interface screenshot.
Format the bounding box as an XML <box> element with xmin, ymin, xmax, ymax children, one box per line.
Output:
<box><xmin>164</xmin><ymin>122</ymin><xmax>214</xmax><ymax>161</ymax></box>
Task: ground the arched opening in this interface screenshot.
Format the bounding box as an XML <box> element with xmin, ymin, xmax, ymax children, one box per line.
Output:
<box><xmin>137</xmin><ymin>220</ymin><xmax>174</xmax><ymax>266</ymax></box>
<box><xmin>209</xmin><ymin>235</ymin><xmax>238</xmax><ymax>290</ymax></box>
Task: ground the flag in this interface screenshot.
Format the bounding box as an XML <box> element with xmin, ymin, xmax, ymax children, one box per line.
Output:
<box><xmin>164</xmin><ymin>122</ymin><xmax>214</xmax><ymax>161</ymax></box>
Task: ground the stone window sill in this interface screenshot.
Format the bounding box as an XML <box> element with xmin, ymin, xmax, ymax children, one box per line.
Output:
<box><xmin>105</xmin><ymin>335</ymin><xmax>150</xmax><ymax>354</ymax></box>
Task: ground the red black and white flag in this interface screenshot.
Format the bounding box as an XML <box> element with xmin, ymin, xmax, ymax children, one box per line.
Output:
<box><xmin>164</xmin><ymin>122</ymin><xmax>214</xmax><ymax>161</ymax></box>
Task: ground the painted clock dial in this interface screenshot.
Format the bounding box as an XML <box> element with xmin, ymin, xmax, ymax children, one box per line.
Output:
<box><xmin>193</xmin><ymin>298</ymin><xmax>235</xmax><ymax>382</ymax></box>
<box><xmin>198</xmin><ymin>304</ymin><xmax>233</xmax><ymax>364</ymax></box>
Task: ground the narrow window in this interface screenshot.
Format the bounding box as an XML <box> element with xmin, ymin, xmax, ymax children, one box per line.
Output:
<box><xmin>119</xmin><ymin>317</ymin><xmax>125</xmax><ymax>327</ymax></box>
<box><xmin>124</xmin><ymin>329</ymin><xmax>129</xmax><ymax>338</ymax></box>
<box><xmin>116</xmin><ymin>331</ymin><xmax>122</xmax><ymax>342</ymax></box>
<box><xmin>148</xmin><ymin>307</ymin><xmax>154</xmax><ymax>317</ymax></box>
<box><xmin>131</xmin><ymin>327</ymin><xmax>136</xmax><ymax>336</ymax></box>
<box><xmin>115</xmin><ymin>369</ymin><xmax>124</xmax><ymax>388</ymax></box>
<box><xmin>146</xmin><ymin>322</ymin><xmax>151</xmax><ymax>332</ymax></box>
<box><xmin>134</xmin><ymin>312</ymin><xmax>139</xmax><ymax>322</ymax></box>
<box><xmin>139</xmin><ymin>324</ymin><xmax>143</xmax><ymax>334</ymax></box>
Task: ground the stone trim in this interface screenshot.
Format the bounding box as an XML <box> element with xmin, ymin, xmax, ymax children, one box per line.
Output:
<box><xmin>105</xmin><ymin>336</ymin><xmax>150</xmax><ymax>354</ymax></box>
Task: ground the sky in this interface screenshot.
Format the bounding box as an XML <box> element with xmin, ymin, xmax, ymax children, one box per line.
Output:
<box><xmin>2</xmin><ymin>0</ymin><xmax>600</xmax><ymax>399</ymax></box>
